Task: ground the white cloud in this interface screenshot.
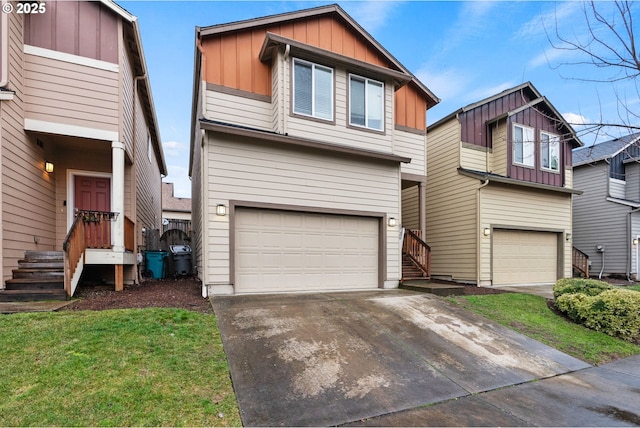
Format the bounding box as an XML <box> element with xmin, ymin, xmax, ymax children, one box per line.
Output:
<box><xmin>162</xmin><ymin>140</ymin><xmax>186</xmax><ymax>158</ymax></box>
<box><xmin>563</xmin><ymin>112</ymin><xmax>589</xmax><ymax>126</ymax></box>
<box><xmin>346</xmin><ymin>1</ymin><xmax>402</xmax><ymax>34</ymax></box>
<box><xmin>415</xmin><ymin>65</ymin><xmax>471</xmax><ymax>101</ymax></box>
<box><xmin>528</xmin><ymin>47</ymin><xmax>567</xmax><ymax>69</ymax></box>
<box><xmin>466</xmin><ymin>81</ymin><xmax>518</xmax><ymax>104</ymax></box>
<box><xmin>517</xmin><ymin>1</ymin><xmax>580</xmax><ymax>40</ymax></box>
<box><xmin>163</xmin><ymin>165</ymin><xmax>191</xmax><ymax>198</ymax></box>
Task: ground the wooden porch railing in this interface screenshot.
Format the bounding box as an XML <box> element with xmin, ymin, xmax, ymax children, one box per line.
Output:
<box><xmin>125</xmin><ymin>216</ymin><xmax>134</xmax><ymax>252</ymax></box>
<box><xmin>403</xmin><ymin>228</ymin><xmax>431</xmax><ymax>278</ymax></box>
<box><xmin>80</xmin><ymin>210</ymin><xmax>115</xmax><ymax>249</ymax></box>
<box><xmin>572</xmin><ymin>246</ymin><xmax>589</xmax><ymax>278</ymax></box>
<box><xmin>63</xmin><ymin>214</ymin><xmax>86</xmax><ymax>296</ymax></box>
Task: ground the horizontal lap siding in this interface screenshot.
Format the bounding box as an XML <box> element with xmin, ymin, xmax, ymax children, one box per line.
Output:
<box><xmin>573</xmin><ymin>164</ymin><xmax>629</xmax><ymax>275</ymax></box>
<box><xmin>401</xmin><ymin>186</ymin><xmax>419</xmax><ymax>230</ymax></box>
<box><xmin>480</xmin><ymin>185</ymin><xmax>572</xmax><ymax>282</ymax></box>
<box><xmin>461</xmin><ymin>145</ymin><xmax>488</xmax><ymax>171</ymax></box>
<box><xmin>23</xmin><ymin>53</ymin><xmax>119</xmax><ymax>133</ymax></box>
<box><xmin>204</xmin><ymin>134</ymin><xmax>400</xmax><ymax>285</ymax></box>
<box><xmin>286</xmin><ymin>68</ymin><xmax>393</xmax><ymax>153</ymax></box>
<box><xmin>491</xmin><ymin>122</ymin><xmax>507</xmax><ymax>175</ymax></box>
<box><xmin>2</xmin><ymin>12</ymin><xmax>56</xmax><ymax>282</ymax></box>
<box><xmin>205</xmin><ymin>89</ymin><xmax>272</xmax><ymax>131</ymax></box>
<box><xmin>395</xmin><ymin>129</ymin><xmax>425</xmax><ymax>176</ymax></box>
<box><xmin>426</xmin><ymin>120</ymin><xmax>478</xmax><ymax>281</ymax></box>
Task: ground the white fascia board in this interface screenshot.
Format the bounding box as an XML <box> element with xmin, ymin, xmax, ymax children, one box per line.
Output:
<box><xmin>25</xmin><ymin>118</ymin><xmax>119</xmax><ymax>142</ymax></box>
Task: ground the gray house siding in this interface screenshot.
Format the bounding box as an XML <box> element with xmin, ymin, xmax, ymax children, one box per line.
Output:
<box><xmin>573</xmin><ymin>162</ymin><xmax>631</xmax><ymax>276</ymax></box>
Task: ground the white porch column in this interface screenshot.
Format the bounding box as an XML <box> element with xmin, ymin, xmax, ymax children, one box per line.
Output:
<box><xmin>111</xmin><ymin>141</ymin><xmax>125</xmax><ymax>252</ymax></box>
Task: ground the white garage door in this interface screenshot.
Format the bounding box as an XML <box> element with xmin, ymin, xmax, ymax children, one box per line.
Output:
<box><xmin>493</xmin><ymin>230</ymin><xmax>557</xmax><ymax>285</ymax></box>
<box><xmin>235</xmin><ymin>208</ymin><xmax>379</xmax><ymax>293</ymax></box>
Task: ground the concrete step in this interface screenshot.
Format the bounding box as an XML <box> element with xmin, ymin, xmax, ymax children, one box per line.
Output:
<box><xmin>400</xmin><ymin>280</ymin><xmax>464</xmax><ymax>296</ymax></box>
<box><xmin>0</xmin><ymin>289</ymin><xmax>67</xmax><ymax>302</ymax></box>
<box><xmin>5</xmin><ymin>278</ymin><xmax>64</xmax><ymax>290</ymax></box>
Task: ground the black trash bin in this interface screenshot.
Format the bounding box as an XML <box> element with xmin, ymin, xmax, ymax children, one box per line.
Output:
<box><xmin>170</xmin><ymin>245</ymin><xmax>192</xmax><ymax>276</ymax></box>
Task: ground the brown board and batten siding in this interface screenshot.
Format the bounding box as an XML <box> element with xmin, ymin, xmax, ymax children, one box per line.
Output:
<box><xmin>203</xmin><ymin>133</ymin><xmax>401</xmax><ymax>288</ymax></box>
<box><xmin>23</xmin><ymin>1</ymin><xmax>118</xmax><ymax>64</ymax></box>
<box><xmin>200</xmin><ymin>15</ymin><xmax>426</xmax><ymax>134</ymax></box>
<box><xmin>1</xmin><ymin>10</ymin><xmax>57</xmax><ymax>283</ymax></box>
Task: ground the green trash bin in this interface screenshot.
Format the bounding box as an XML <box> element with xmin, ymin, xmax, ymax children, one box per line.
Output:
<box><xmin>145</xmin><ymin>251</ymin><xmax>168</xmax><ymax>279</ymax></box>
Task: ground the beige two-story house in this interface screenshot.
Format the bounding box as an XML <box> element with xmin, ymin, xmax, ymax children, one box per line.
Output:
<box><xmin>189</xmin><ymin>4</ymin><xmax>438</xmax><ymax>295</ymax></box>
<box><xmin>0</xmin><ymin>0</ymin><xmax>166</xmax><ymax>300</ymax></box>
<box><xmin>426</xmin><ymin>82</ymin><xmax>582</xmax><ymax>286</ymax></box>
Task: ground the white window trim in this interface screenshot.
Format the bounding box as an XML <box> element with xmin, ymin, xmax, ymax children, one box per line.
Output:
<box><xmin>512</xmin><ymin>123</ymin><xmax>535</xmax><ymax>168</ymax></box>
<box><xmin>292</xmin><ymin>58</ymin><xmax>334</xmax><ymax>121</ymax></box>
<box><xmin>348</xmin><ymin>73</ymin><xmax>384</xmax><ymax>131</ymax></box>
<box><xmin>23</xmin><ymin>44</ymin><xmax>119</xmax><ymax>73</ymax></box>
<box><xmin>540</xmin><ymin>131</ymin><xmax>561</xmax><ymax>173</ymax></box>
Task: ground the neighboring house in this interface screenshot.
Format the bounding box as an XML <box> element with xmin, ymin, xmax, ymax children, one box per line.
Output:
<box><xmin>0</xmin><ymin>0</ymin><xmax>166</xmax><ymax>299</ymax></box>
<box><xmin>426</xmin><ymin>82</ymin><xmax>582</xmax><ymax>286</ymax></box>
<box><xmin>572</xmin><ymin>132</ymin><xmax>640</xmax><ymax>279</ymax></box>
<box><xmin>189</xmin><ymin>4</ymin><xmax>439</xmax><ymax>295</ymax></box>
<box><xmin>162</xmin><ymin>182</ymin><xmax>191</xmax><ymax>225</ymax></box>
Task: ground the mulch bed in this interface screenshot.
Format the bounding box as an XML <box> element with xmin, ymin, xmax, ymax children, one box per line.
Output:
<box><xmin>62</xmin><ymin>276</ymin><xmax>212</xmax><ymax>313</ymax></box>
<box><xmin>62</xmin><ymin>277</ymin><xmax>505</xmax><ymax>313</ymax></box>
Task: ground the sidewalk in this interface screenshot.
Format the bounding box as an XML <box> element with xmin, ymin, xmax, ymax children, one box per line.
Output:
<box><xmin>344</xmin><ymin>354</ymin><xmax>640</xmax><ymax>426</ymax></box>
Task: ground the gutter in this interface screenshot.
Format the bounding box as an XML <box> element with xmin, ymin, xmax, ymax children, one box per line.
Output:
<box><xmin>1</xmin><ymin>12</ymin><xmax>8</xmax><ymax>88</ymax></box>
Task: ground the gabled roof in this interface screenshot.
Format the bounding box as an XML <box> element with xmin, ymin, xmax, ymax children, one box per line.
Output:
<box><xmin>113</xmin><ymin>0</ymin><xmax>167</xmax><ymax>175</ymax></box>
<box><xmin>429</xmin><ymin>81</ymin><xmax>582</xmax><ymax>148</ymax></box>
<box><xmin>196</xmin><ymin>3</ymin><xmax>438</xmax><ymax>107</ymax></box>
<box><xmin>573</xmin><ymin>132</ymin><xmax>640</xmax><ymax>166</ymax></box>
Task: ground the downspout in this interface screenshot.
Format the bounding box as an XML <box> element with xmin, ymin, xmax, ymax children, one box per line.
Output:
<box><xmin>0</xmin><ymin>12</ymin><xmax>9</xmax><ymax>87</ymax></box>
<box><xmin>282</xmin><ymin>44</ymin><xmax>290</xmax><ymax>135</ymax></box>
<box><xmin>476</xmin><ymin>178</ymin><xmax>490</xmax><ymax>286</ymax></box>
<box><xmin>627</xmin><ymin>210</ymin><xmax>632</xmax><ymax>281</ymax></box>
<box><xmin>132</xmin><ymin>73</ymin><xmax>146</xmax><ymax>282</ymax></box>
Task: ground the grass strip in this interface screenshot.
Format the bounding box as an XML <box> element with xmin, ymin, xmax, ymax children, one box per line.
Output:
<box><xmin>0</xmin><ymin>308</ymin><xmax>241</xmax><ymax>427</ymax></box>
<box><xmin>450</xmin><ymin>293</ymin><xmax>640</xmax><ymax>365</ymax></box>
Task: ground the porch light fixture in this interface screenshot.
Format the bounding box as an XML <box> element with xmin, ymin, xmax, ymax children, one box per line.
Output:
<box><xmin>216</xmin><ymin>204</ymin><xmax>227</xmax><ymax>216</ymax></box>
<box><xmin>44</xmin><ymin>161</ymin><xmax>54</xmax><ymax>173</ymax></box>
<box><xmin>634</xmin><ymin>238</ymin><xmax>639</xmax><ymax>246</ymax></box>
<box><xmin>483</xmin><ymin>227</ymin><xmax>491</xmax><ymax>236</ymax></box>
<box><xmin>388</xmin><ymin>217</ymin><xmax>397</xmax><ymax>227</ymax></box>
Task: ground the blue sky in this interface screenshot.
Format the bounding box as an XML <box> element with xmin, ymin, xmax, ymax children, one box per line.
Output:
<box><xmin>119</xmin><ymin>1</ymin><xmax>640</xmax><ymax>198</ymax></box>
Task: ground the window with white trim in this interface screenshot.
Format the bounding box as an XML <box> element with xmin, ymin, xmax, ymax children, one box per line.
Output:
<box><xmin>349</xmin><ymin>74</ymin><xmax>384</xmax><ymax>131</ymax></box>
<box><xmin>513</xmin><ymin>124</ymin><xmax>535</xmax><ymax>167</ymax></box>
<box><xmin>540</xmin><ymin>131</ymin><xmax>560</xmax><ymax>172</ymax></box>
<box><xmin>293</xmin><ymin>59</ymin><xmax>333</xmax><ymax>121</ymax></box>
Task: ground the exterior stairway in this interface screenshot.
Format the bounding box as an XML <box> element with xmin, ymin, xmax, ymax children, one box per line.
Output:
<box><xmin>402</xmin><ymin>253</ymin><xmax>428</xmax><ymax>281</ymax></box>
<box><xmin>0</xmin><ymin>251</ymin><xmax>67</xmax><ymax>301</ymax></box>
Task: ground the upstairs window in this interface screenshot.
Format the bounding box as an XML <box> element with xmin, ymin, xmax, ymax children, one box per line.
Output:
<box><xmin>293</xmin><ymin>59</ymin><xmax>333</xmax><ymax>121</ymax></box>
<box><xmin>541</xmin><ymin>131</ymin><xmax>560</xmax><ymax>172</ymax></box>
<box><xmin>349</xmin><ymin>74</ymin><xmax>384</xmax><ymax>131</ymax></box>
<box><xmin>513</xmin><ymin>124</ymin><xmax>534</xmax><ymax>167</ymax></box>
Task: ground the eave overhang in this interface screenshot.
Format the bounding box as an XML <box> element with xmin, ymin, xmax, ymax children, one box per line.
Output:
<box><xmin>259</xmin><ymin>32</ymin><xmax>412</xmax><ymax>89</ymax></box>
<box><xmin>200</xmin><ymin>119</ymin><xmax>411</xmax><ymax>164</ymax></box>
<box><xmin>458</xmin><ymin>168</ymin><xmax>583</xmax><ymax>195</ymax></box>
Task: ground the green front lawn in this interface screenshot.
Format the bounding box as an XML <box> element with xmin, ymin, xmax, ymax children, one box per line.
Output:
<box><xmin>0</xmin><ymin>308</ymin><xmax>241</xmax><ymax>427</ymax></box>
<box><xmin>451</xmin><ymin>293</ymin><xmax>640</xmax><ymax>365</ymax></box>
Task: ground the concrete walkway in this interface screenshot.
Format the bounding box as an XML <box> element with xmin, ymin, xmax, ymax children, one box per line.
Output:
<box><xmin>212</xmin><ymin>290</ymin><xmax>593</xmax><ymax>427</ymax></box>
<box><xmin>492</xmin><ymin>283</ymin><xmax>555</xmax><ymax>299</ymax></box>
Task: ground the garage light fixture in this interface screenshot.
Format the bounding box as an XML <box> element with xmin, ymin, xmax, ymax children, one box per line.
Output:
<box><xmin>634</xmin><ymin>238</ymin><xmax>639</xmax><ymax>246</ymax></box>
<box><xmin>44</xmin><ymin>161</ymin><xmax>54</xmax><ymax>173</ymax></box>
<box><xmin>216</xmin><ymin>204</ymin><xmax>227</xmax><ymax>216</ymax></box>
<box><xmin>483</xmin><ymin>227</ymin><xmax>491</xmax><ymax>236</ymax></box>
<box><xmin>388</xmin><ymin>217</ymin><xmax>397</xmax><ymax>227</ymax></box>
<box><xmin>566</xmin><ymin>233</ymin><xmax>572</xmax><ymax>241</ymax></box>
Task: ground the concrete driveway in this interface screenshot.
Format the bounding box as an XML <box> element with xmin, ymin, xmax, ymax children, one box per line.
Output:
<box><xmin>212</xmin><ymin>290</ymin><xmax>589</xmax><ymax>426</ymax></box>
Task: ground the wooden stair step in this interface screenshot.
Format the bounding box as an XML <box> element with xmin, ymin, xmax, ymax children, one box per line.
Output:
<box><xmin>18</xmin><ymin>260</ymin><xmax>64</xmax><ymax>269</ymax></box>
<box><xmin>5</xmin><ymin>278</ymin><xmax>64</xmax><ymax>290</ymax></box>
<box><xmin>0</xmin><ymin>289</ymin><xmax>67</xmax><ymax>302</ymax></box>
<box><xmin>400</xmin><ymin>281</ymin><xmax>463</xmax><ymax>296</ymax></box>
<box><xmin>12</xmin><ymin>268</ymin><xmax>64</xmax><ymax>279</ymax></box>
<box><xmin>24</xmin><ymin>250</ymin><xmax>64</xmax><ymax>260</ymax></box>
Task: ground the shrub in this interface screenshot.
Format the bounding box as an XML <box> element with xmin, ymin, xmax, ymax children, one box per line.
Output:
<box><xmin>556</xmin><ymin>288</ymin><xmax>640</xmax><ymax>343</ymax></box>
<box><xmin>553</xmin><ymin>278</ymin><xmax>613</xmax><ymax>299</ymax></box>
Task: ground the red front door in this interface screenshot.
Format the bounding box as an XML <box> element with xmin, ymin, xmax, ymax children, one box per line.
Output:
<box><xmin>74</xmin><ymin>176</ymin><xmax>111</xmax><ymax>248</ymax></box>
